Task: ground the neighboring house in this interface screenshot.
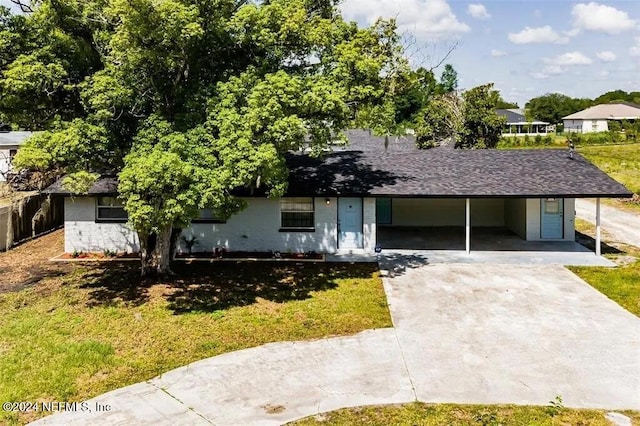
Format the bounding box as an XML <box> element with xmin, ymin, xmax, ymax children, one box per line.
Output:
<box><xmin>45</xmin><ymin>130</ymin><xmax>631</xmax><ymax>255</ymax></box>
<box><xmin>563</xmin><ymin>103</ymin><xmax>640</xmax><ymax>133</ymax></box>
<box><xmin>0</xmin><ymin>130</ymin><xmax>33</xmax><ymax>182</ymax></box>
<box><xmin>495</xmin><ymin>109</ymin><xmax>550</xmax><ymax>135</ymax></box>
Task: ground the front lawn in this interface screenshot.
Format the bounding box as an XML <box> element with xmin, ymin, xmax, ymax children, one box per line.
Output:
<box><xmin>290</xmin><ymin>402</ymin><xmax>640</xmax><ymax>425</ymax></box>
<box><xmin>0</xmin><ymin>260</ymin><xmax>391</xmax><ymax>425</ymax></box>
<box><xmin>569</xmin><ymin>260</ymin><xmax>640</xmax><ymax>317</ymax></box>
<box><xmin>572</xmin><ymin>219</ymin><xmax>640</xmax><ymax>317</ymax></box>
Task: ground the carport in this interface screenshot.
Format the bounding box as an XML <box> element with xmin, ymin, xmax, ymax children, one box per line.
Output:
<box><xmin>284</xmin><ymin>130</ymin><xmax>632</xmax><ymax>256</ymax></box>
<box><xmin>376</xmin><ymin>197</ymin><xmax>526</xmax><ymax>253</ymax></box>
<box><xmin>375</xmin><ymin>195</ymin><xmax>608</xmax><ymax>254</ymax></box>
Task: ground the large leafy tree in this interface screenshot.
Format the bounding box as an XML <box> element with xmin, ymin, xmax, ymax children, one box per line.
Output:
<box><xmin>525</xmin><ymin>93</ymin><xmax>592</xmax><ymax>124</ymax></box>
<box><xmin>415</xmin><ymin>83</ymin><xmax>505</xmax><ymax>149</ymax></box>
<box><xmin>457</xmin><ymin>83</ymin><xmax>505</xmax><ymax>149</ymax></box>
<box><xmin>5</xmin><ymin>0</ymin><xmax>403</xmax><ymax>275</ymax></box>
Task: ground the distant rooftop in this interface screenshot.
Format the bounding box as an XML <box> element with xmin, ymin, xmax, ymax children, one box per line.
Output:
<box><xmin>495</xmin><ymin>109</ymin><xmax>548</xmax><ymax>125</ymax></box>
<box><xmin>563</xmin><ymin>103</ymin><xmax>640</xmax><ymax>120</ymax></box>
<box><xmin>0</xmin><ymin>131</ymin><xmax>34</xmax><ymax>146</ymax></box>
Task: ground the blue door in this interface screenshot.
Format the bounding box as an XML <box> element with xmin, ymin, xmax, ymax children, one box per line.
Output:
<box><xmin>541</xmin><ymin>198</ymin><xmax>563</xmax><ymax>239</ymax></box>
<box><xmin>338</xmin><ymin>198</ymin><xmax>363</xmax><ymax>249</ymax></box>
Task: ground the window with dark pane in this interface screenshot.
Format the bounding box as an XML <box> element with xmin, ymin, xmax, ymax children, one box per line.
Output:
<box><xmin>193</xmin><ymin>208</ymin><xmax>226</xmax><ymax>223</ymax></box>
<box><xmin>280</xmin><ymin>197</ymin><xmax>314</xmax><ymax>229</ymax></box>
<box><xmin>96</xmin><ymin>196</ymin><xmax>128</xmax><ymax>221</ymax></box>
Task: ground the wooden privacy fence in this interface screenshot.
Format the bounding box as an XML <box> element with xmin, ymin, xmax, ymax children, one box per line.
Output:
<box><xmin>0</xmin><ymin>193</ymin><xmax>63</xmax><ymax>251</ymax></box>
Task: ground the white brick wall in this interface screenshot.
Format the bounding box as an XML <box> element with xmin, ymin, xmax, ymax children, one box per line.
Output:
<box><xmin>179</xmin><ymin>197</ymin><xmax>340</xmax><ymax>254</ymax></box>
<box><xmin>64</xmin><ymin>197</ymin><xmax>139</xmax><ymax>253</ymax></box>
<box><xmin>363</xmin><ymin>197</ymin><xmax>376</xmax><ymax>251</ymax></box>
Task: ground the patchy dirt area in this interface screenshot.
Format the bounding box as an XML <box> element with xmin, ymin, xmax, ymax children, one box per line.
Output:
<box><xmin>0</xmin><ymin>229</ymin><xmax>71</xmax><ymax>293</ymax></box>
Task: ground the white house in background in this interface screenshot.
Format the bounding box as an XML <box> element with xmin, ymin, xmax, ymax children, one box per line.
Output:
<box><xmin>45</xmin><ymin>130</ymin><xmax>631</xmax><ymax>256</ymax></box>
<box><xmin>0</xmin><ymin>131</ymin><xmax>33</xmax><ymax>182</ymax></box>
<box><xmin>495</xmin><ymin>109</ymin><xmax>551</xmax><ymax>135</ymax></box>
<box><xmin>563</xmin><ymin>103</ymin><xmax>640</xmax><ymax>133</ymax></box>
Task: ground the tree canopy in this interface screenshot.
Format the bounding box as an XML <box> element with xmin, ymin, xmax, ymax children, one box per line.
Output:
<box><xmin>3</xmin><ymin>0</ymin><xmax>404</xmax><ymax>275</ymax></box>
<box><xmin>415</xmin><ymin>83</ymin><xmax>505</xmax><ymax>149</ymax></box>
<box><xmin>524</xmin><ymin>93</ymin><xmax>592</xmax><ymax>124</ymax></box>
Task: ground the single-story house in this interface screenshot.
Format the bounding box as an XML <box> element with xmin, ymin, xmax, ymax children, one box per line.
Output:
<box><xmin>0</xmin><ymin>131</ymin><xmax>32</xmax><ymax>182</ymax></box>
<box><xmin>495</xmin><ymin>109</ymin><xmax>550</xmax><ymax>135</ymax></box>
<box><xmin>563</xmin><ymin>103</ymin><xmax>640</xmax><ymax>133</ymax></box>
<box><xmin>46</xmin><ymin>130</ymin><xmax>631</xmax><ymax>256</ymax></box>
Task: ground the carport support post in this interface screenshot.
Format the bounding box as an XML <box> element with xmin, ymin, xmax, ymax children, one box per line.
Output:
<box><xmin>596</xmin><ymin>198</ymin><xmax>601</xmax><ymax>256</ymax></box>
<box><xmin>465</xmin><ymin>198</ymin><xmax>470</xmax><ymax>254</ymax></box>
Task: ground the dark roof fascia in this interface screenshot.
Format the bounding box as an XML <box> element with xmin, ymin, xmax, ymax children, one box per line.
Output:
<box><xmin>239</xmin><ymin>192</ymin><xmax>634</xmax><ymax>199</ymax></box>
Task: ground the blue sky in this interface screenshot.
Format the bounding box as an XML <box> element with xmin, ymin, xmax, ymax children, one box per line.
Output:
<box><xmin>340</xmin><ymin>0</ymin><xmax>640</xmax><ymax>106</ymax></box>
<box><xmin>2</xmin><ymin>0</ymin><xmax>639</xmax><ymax>106</ymax></box>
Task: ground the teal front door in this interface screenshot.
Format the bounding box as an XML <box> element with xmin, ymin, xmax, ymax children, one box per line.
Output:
<box><xmin>338</xmin><ymin>198</ymin><xmax>363</xmax><ymax>249</ymax></box>
<box><xmin>541</xmin><ymin>198</ymin><xmax>564</xmax><ymax>239</ymax></box>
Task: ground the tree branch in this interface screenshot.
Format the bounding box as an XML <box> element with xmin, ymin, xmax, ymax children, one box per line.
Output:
<box><xmin>9</xmin><ymin>0</ymin><xmax>33</xmax><ymax>13</ymax></box>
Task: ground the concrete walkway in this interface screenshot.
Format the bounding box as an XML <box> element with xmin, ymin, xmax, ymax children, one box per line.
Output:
<box><xmin>32</xmin><ymin>264</ymin><xmax>640</xmax><ymax>425</ymax></box>
<box><xmin>328</xmin><ymin>244</ymin><xmax>614</xmax><ymax>267</ymax></box>
<box><xmin>576</xmin><ymin>199</ymin><xmax>640</xmax><ymax>248</ymax></box>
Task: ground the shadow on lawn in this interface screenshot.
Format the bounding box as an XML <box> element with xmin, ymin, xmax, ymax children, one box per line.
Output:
<box><xmin>80</xmin><ymin>261</ymin><xmax>379</xmax><ymax>314</ymax></box>
<box><xmin>79</xmin><ymin>263</ymin><xmax>152</xmax><ymax>307</ymax></box>
<box><xmin>575</xmin><ymin>231</ymin><xmax>624</xmax><ymax>255</ymax></box>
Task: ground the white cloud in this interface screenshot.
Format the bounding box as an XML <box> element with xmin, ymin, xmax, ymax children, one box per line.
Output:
<box><xmin>541</xmin><ymin>65</ymin><xmax>564</xmax><ymax>75</ymax></box>
<box><xmin>533</xmin><ymin>51</ymin><xmax>594</xmax><ymax>79</ymax></box>
<box><xmin>563</xmin><ymin>28</ymin><xmax>581</xmax><ymax>37</ymax></box>
<box><xmin>530</xmin><ymin>72</ymin><xmax>550</xmax><ymax>80</ymax></box>
<box><xmin>340</xmin><ymin>0</ymin><xmax>470</xmax><ymax>40</ymax></box>
<box><xmin>467</xmin><ymin>3</ymin><xmax>491</xmax><ymax>20</ymax></box>
<box><xmin>596</xmin><ymin>51</ymin><xmax>616</xmax><ymax>62</ymax></box>
<box><xmin>508</xmin><ymin>26</ymin><xmax>569</xmax><ymax>44</ymax></box>
<box><xmin>571</xmin><ymin>2</ymin><xmax>636</xmax><ymax>34</ymax></box>
<box><xmin>544</xmin><ymin>51</ymin><xmax>593</xmax><ymax>66</ymax></box>
<box><xmin>630</xmin><ymin>37</ymin><xmax>640</xmax><ymax>57</ymax></box>
<box><xmin>490</xmin><ymin>49</ymin><xmax>507</xmax><ymax>57</ymax></box>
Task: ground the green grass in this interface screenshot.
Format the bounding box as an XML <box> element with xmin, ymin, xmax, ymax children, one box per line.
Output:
<box><xmin>0</xmin><ymin>262</ymin><xmax>391</xmax><ymax>424</ymax></box>
<box><xmin>569</xmin><ymin>260</ymin><xmax>640</xmax><ymax>317</ymax></box>
<box><xmin>578</xmin><ymin>144</ymin><xmax>640</xmax><ymax>196</ymax></box>
<box><xmin>571</xmin><ymin>219</ymin><xmax>640</xmax><ymax>317</ymax></box>
<box><xmin>289</xmin><ymin>402</ymin><xmax>640</xmax><ymax>425</ymax></box>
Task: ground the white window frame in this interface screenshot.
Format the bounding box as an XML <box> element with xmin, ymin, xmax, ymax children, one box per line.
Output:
<box><xmin>95</xmin><ymin>196</ymin><xmax>128</xmax><ymax>223</ymax></box>
<box><xmin>280</xmin><ymin>197</ymin><xmax>315</xmax><ymax>231</ymax></box>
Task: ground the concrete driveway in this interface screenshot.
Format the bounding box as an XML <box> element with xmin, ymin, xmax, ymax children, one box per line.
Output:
<box><xmin>381</xmin><ymin>263</ymin><xmax>640</xmax><ymax>409</ymax></box>
<box><xmin>33</xmin><ymin>263</ymin><xmax>640</xmax><ymax>425</ymax></box>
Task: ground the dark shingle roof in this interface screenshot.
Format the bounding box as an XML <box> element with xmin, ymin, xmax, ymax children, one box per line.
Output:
<box><xmin>0</xmin><ymin>131</ymin><xmax>34</xmax><ymax>146</ymax></box>
<box><xmin>285</xmin><ymin>148</ymin><xmax>631</xmax><ymax>198</ymax></box>
<box><xmin>44</xmin><ymin>131</ymin><xmax>632</xmax><ymax>198</ymax></box>
<box><xmin>44</xmin><ymin>176</ymin><xmax>119</xmax><ymax>195</ymax></box>
<box><xmin>495</xmin><ymin>109</ymin><xmax>548</xmax><ymax>125</ymax></box>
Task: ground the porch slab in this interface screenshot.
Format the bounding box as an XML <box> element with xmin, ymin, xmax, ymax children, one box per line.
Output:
<box><xmin>327</xmin><ymin>248</ymin><xmax>614</xmax><ymax>266</ymax></box>
<box><xmin>377</xmin><ymin>248</ymin><xmax>615</xmax><ymax>267</ymax></box>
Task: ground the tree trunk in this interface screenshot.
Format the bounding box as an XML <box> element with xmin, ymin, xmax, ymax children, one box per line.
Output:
<box><xmin>139</xmin><ymin>231</ymin><xmax>154</xmax><ymax>277</ymax></box>
<box><xmin>151</xmin><ymin>225</ymin><xmax>173</xmax><ymax>275</ymax></box>
<box><xmin>139</xmin><ymin>224</ymin><xmax>173</xmax><ymax>277</ymax></box>
<box><xmin>169</xmin><ymin>227</ymin><xmax>182</xmax><ymax>261</ymax></box>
